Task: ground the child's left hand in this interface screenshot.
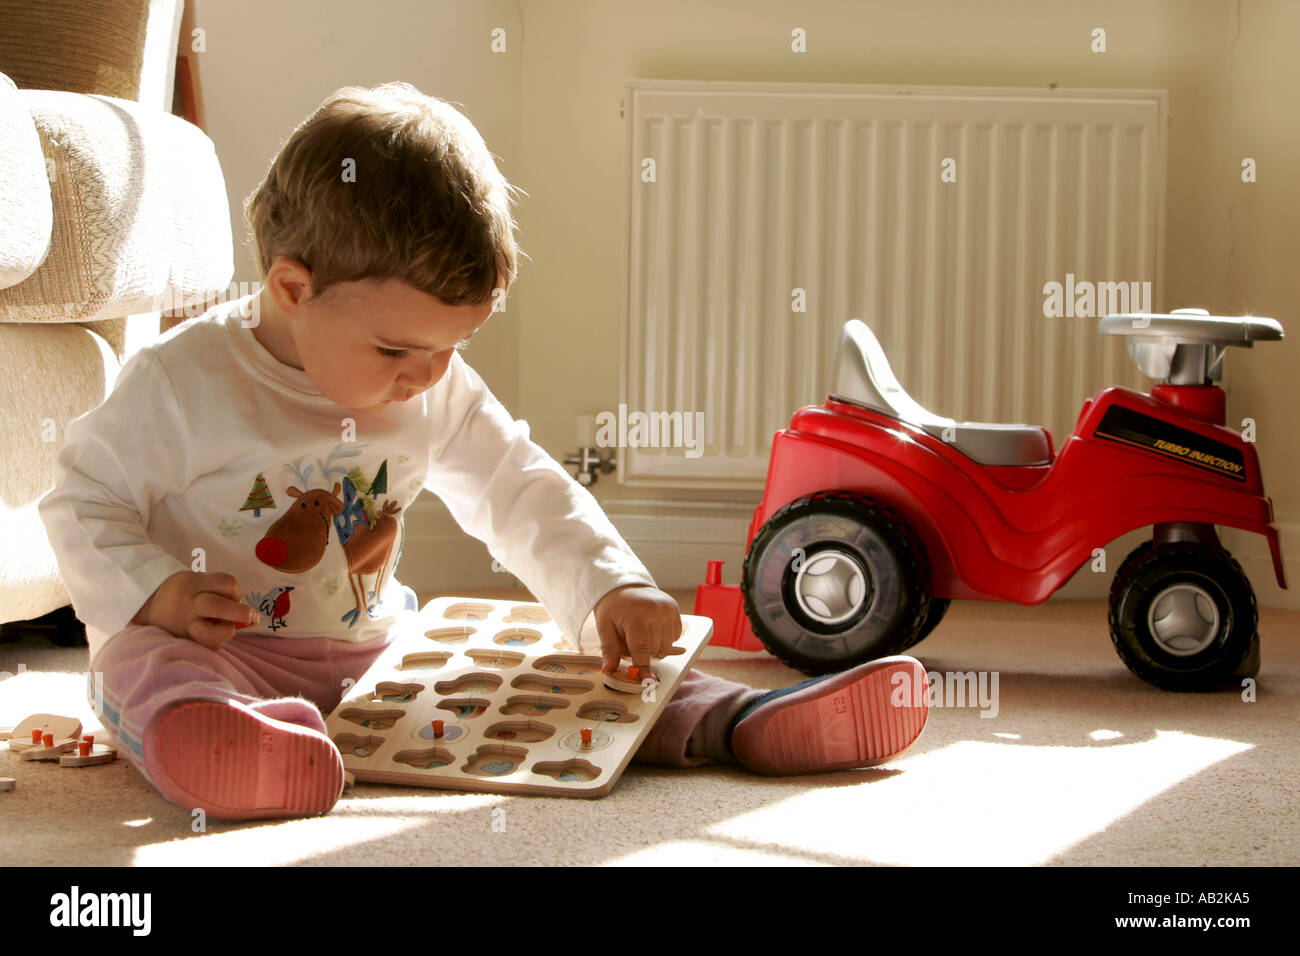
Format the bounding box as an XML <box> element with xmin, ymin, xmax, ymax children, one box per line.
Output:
<box><xmin>592</xmin><ymin>584</ymin><xmax>685</xmax><ymax>675</ymax></box>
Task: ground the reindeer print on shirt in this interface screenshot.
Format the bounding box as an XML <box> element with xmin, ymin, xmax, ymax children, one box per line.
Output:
<box><xmin>248</xmin><ymin>445</ymin><xmax>405</xmax><ymax>629</ymax></box>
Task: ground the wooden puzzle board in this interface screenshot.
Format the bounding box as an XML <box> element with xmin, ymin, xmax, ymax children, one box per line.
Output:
<box><xmin>324</xmin><ymin>596</ymin><xmax>713</xmax><ymax>798</ymax></box>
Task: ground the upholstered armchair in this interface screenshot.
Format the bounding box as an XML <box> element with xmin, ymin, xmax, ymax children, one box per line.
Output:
<box><xmin>0</xmin><ymin>0</ymin><xmax>233</xmax><ymax>634</ymax></box>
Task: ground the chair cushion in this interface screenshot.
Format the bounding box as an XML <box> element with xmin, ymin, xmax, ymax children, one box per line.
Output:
<box><xmin>0</xmin><ymin>89</ymin><xmax>233</xmax><ymax>324</ymax></box>
<box><xmin>0</xmin><ymin>71</ymin><xmax>53</xmax><ymax>290</ymax></box>
<box><xmin>0</xmin><ymin>321</ymin><xmax>120</xmax><ymax>623</ymax></box>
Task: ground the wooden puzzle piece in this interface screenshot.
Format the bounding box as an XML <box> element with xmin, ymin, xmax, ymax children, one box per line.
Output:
<box><xmin>413</xmin><ymin>719</ymin><xmax>467</xmax><ymax>743</ymax></box>
<box><xmin>20</xmin><ymin>737</ymin><xmax>79</xmax><ymax>761</ymax></box>
<box><xmin>602</xmin><ymin>663</ymin><xmax>659</xmax><ymax>694</ymax></box>
<box><xmin>560</xmin><ymin>728</ymin><xmax>613</xmax><ymax>752</ymax></box>
<box><xmin>7</xmin><ymin>714</ymin><xmax>82</xmax><ymax>753</ymax></box>
<box><xmin>60</xmin><ymin>743</ymin><xmax>117</xmax><ymax>767</ymax></box>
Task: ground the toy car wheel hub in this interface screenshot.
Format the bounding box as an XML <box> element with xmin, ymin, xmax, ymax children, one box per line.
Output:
<box><xmin>1145</xmin><ymin>583</ymin><xmax>1221</xmax><ymax>657</ymax></box>
<box><xmin>792</xmin><ymin>549</ymin><xmax>869</xmax><ymax>625</ymax></box>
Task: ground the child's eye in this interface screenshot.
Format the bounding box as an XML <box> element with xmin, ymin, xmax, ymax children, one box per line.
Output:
<box><xmin>376</xmin><ymin>347</ymin><xmax>407</xmax><ymax>359</ymax></box>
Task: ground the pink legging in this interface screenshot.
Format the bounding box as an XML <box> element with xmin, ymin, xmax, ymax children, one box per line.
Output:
<box><xmin>88</xmin><ymin>623</ymin><xmax>754</xmax><ymax>793</ymax></box>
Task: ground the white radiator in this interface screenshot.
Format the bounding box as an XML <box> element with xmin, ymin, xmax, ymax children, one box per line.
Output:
<box><xmin>621</xmin><ymin>80</ymin><xmax>1167</xmax><ymax>488</ymax></box>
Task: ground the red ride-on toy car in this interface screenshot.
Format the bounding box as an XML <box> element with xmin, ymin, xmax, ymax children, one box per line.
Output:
<box><xmin>696</xmin><ymin>309</ymin><xmax>1286</xmax><ymax>690</ymax></box>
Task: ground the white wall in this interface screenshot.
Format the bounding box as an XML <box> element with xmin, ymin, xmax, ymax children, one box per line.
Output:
<box><xmin>193</xmin><ymin>0</ymin><xmax>1299</xmax><ymax>605</ymax></box>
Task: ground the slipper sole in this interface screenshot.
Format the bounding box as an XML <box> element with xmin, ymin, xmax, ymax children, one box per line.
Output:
<box><xmin>731</xmin><ymin>656</ymin><xmax>930</xmax><ymax>775</ymax></box>
<box><xmin>148</xmin><ymin>700</ymin><xmax>344</xmax><ymax>821</ymax></box>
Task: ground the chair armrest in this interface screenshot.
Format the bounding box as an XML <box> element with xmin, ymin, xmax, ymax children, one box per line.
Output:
<box><xmin>0</xmin><ymin>89</ymin><xmax>233</xmax><ymax>325</ymax></box>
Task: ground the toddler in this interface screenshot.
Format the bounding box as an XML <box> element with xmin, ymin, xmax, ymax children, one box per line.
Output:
<box><xmin>38</xmin><ymin>82</ymin><xmax>928</xmax><ymax>821</ymax></box>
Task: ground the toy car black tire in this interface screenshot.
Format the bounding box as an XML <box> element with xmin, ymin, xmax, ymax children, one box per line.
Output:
<box><xmin>741</xmin><ymin>492</ymin><xmax>930</xmax><ymax>675</ymax></box>
<box><xmin>903</xmin><ymin>597</ymin><xmax>950</xmax><ymax>650</ymax></box>
<box><xmin>1108</xmin><ymin>541</ymin><xmax>1258</xmax><ymax>691</ymax></box>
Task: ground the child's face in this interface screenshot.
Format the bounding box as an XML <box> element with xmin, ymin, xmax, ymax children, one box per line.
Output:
<box><xmin>265</xmin><ymin>265</ymin><xmax>493</xmax><ymax>414</ymax></box>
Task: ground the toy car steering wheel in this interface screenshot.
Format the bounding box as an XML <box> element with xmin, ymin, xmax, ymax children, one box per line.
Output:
<box><xmin>1100</xmin><ymin>308</ymin><xmax>1283</xmax><ymax>382</ymax></box>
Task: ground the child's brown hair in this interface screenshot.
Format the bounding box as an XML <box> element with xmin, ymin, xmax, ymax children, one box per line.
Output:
<box><xmin>244</xmin><ymin>82</ymin><xmax>522</xmax><ymax>307</ymax></box>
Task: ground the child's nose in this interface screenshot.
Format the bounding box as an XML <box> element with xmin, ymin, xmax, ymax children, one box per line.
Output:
<box><xmin>404</xmin><ymin>352</ymin><xmax>452</xmax><ymax>390</ymax></box>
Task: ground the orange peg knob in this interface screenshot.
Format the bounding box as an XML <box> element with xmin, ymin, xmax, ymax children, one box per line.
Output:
<box><xmin>627</xmin><ymin>666</ymin><xmax>640</xmax><ymax>681</ymax></box>
<box><xmin>79</xmin><ymin>741</ymin><xmax>92</xmax><ymax>757</ymax></box>
<box><xmin>432</xmin><ymin>720</ymin><xmax>444</xmax><ymax>737</ymax></box>
<box><xmin>42</xmin><ymin>732</ymin><xmax>53</xmax><ymax>748</ymax></box>
<box><xmin>32</xmin><ymin>730</ymin><xmax>43</xmax><ymax>744</ymax></box>
<box><xmin>580</xmin><ymin>727</ymin><xmax>593</xmax><ymax>746</ymax></box>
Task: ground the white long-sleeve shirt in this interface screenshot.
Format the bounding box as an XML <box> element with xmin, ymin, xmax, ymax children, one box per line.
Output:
<box><xmin>39</xmin><ymin>293</ymin><xmax>657</xmax><ymax>660</ymax></box>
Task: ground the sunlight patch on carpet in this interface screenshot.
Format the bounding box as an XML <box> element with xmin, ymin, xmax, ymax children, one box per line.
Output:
<box><xmin>701</xmin><ymin>731</ymin><xmax>1253</xmax><ymax>866</ymax></box>
<box><xmin>130</xmin><ymin>792</ymin><xmax>505</xmax><ymax>865</ymax></box>
<box><xmin>132</xmin><ymin>815</ymin><xmax>422</xmax><ymax>866</ymax></box>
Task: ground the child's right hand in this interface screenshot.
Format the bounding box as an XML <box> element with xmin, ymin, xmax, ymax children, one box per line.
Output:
<box><xmin>131</xmin><ymin>571</ymin><xmax>259</xmax><ymax>650</ymax></box>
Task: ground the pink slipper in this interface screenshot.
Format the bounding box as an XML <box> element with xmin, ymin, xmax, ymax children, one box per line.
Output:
<box><xmin>728</xmin><ymin>656</ymin><xmax>930</xmax><ymax>775</ymax></box>
<box><xmin>144</xmin><ymin>699</ymin><xmax>344</xmax><ymax>821</ymax></box>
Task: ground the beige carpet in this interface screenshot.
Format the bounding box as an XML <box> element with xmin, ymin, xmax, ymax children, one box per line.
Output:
<box><xmin>1</xmin><ymin>591</ymin><xmax>1296</xmax><ymax>867</ymax></box>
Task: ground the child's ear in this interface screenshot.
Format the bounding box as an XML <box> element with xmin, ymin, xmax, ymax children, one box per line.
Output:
<box><xmin>266</xmin><ymin>257</ymin><xmax>316</xmax><ymax>313</ymax></box>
